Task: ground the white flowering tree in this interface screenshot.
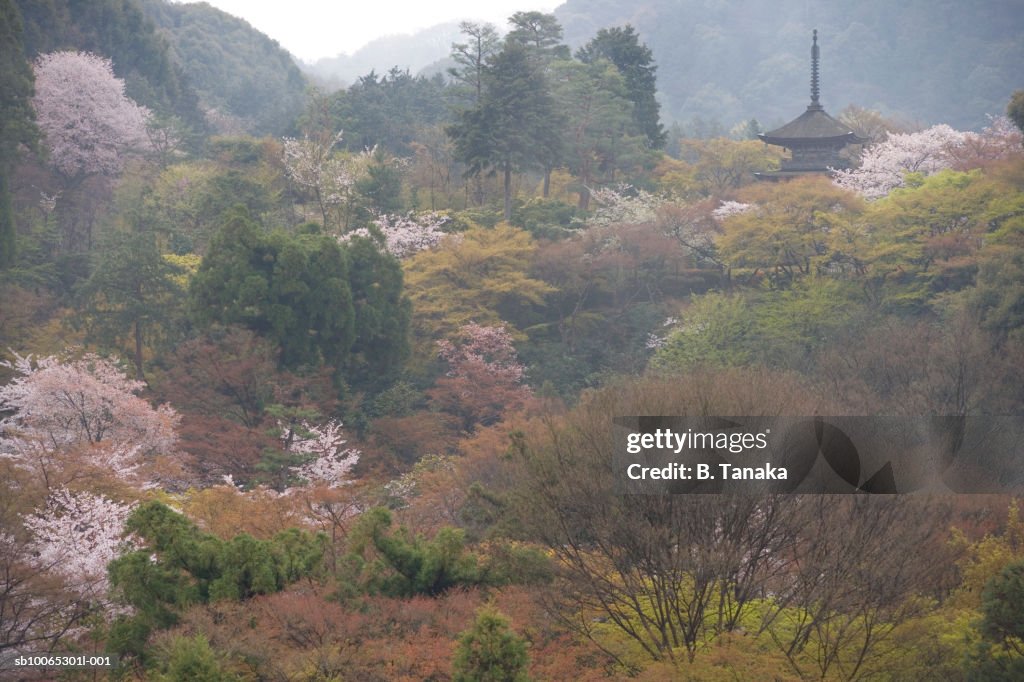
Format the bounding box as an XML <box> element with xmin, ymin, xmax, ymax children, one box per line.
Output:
<box><xmin>282</xmin><ymin>130</ymin><xmax>371</xmax><ymax>231</ymax></box>
<box><xmin>22</xmin><ymin>488</ymin><xmax>135</xmax><ymax>601</ymax></box>
<box><xmin>832</xmin><ymin>124</ymin><xmax>967</xmax><ymax>199</ymax></box>
<box><xmin>0</xmin><ymin>352</ymin><xmax>178</xmax><ymax>480</ymax></box>
<box><xmin>32</xmin><ymin>51</ymin><xmax>151</xmax><ymax>182</ymax></box>
<box><xmin>279</xmin><ymin>419</ymin><xmax>360</xmax><ymax>489</ymax></box>
<box><xmin>340</xmin><ymin>211</ymin><xmax>449</xmax><ymax>258</ymax></box>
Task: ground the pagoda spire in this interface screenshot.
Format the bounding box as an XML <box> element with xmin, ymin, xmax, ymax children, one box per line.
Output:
<box><xmin>810</xmin><ymin>29</ymin><xmax>821</xmax><ymax>109</ymax></box>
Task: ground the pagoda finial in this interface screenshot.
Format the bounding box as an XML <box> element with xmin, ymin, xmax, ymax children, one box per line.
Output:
<box><xmin>810</xmin><ymin>29</ymin><xmax>821</xmax><ymax>108</ymax></box>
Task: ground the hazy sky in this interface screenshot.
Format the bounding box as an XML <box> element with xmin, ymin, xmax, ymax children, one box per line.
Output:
<box><xmin>181</xmin><ymin>0</ymin><xmax>562</xmax><ymax>63</ymax></box>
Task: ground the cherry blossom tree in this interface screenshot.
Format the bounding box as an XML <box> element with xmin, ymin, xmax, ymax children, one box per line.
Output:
<box><xmin>279</xmin><ymin>419</ymin><xmax>360</xmax><ymax>489</ymax></box>
<box><xmin>31</xmin><ymin>51</ymin><xmax>151</xmax><ymax>182</ymax></box>
<box><xmin>22</xmin><ymin>488</ymin><xmax>135</xmax><ymax>600</ymax></box>
<box><xmin>588</xmin><ymin>184</ymin><xmax>667</xmax><ymax>225</ymax></box>
<box><xmin>0</xmin><ymin>352</ymin><xmax>178</xmax><ymax>479</ymax></box>
<box><xmin>832</xmin><ymin>124</ymin><xmax>967</xmax><ymax>199</ymax></box>
<box><xmin>431</xmin><ymin>323</ymin><xmax>531</xmax><ymax>431</ymax></box>
<box><xmin>281</xmin><ymin>130</ymin><xmax>370</xmax><ymax>231</ymax></box>
<box><xmin>340</xmin><ymin>211</ymin><xmax>449</xmax><ymax>258</ymax></box>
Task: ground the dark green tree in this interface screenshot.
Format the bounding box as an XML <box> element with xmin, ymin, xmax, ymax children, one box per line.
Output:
<box><xmin>577</xmin><ymin>25</ymin><xmax>666</xmax><ymax>149</ymax></box>
<box><xmin>551</xmin><ymin>58</ymin><xmax>646</xmax><ymax>209</ymax></box>
<box><xmin>77</xmin><ymin>229</ymin><xmax>185</xmax><ymax>379</ymax></box>
<box><xmin>327</xmin><ymin>67</ymin><xmax>449</xmax><ymax>157</ymax></box>
<box><xmin>189</xmin><ymin>207</ymin><xmax>355</xmax><ymax>370</ymax></box>
<box><xmin>505</xmin><ymin>11</ymin><xmax>569</xmax><ymax>62</ymax></box>
<box><xmin>108</xmin><ymin>501</ymin><xmax>325</xmax><ymax>661</ymax></box>
<box><xmin>0</xmin><ymin>0</ymin><xmax>36</xmax><ymax>269</ymax></box>
<box><xmin>344</xmin><ymin>235</ymin><xmax>410</xmax><ymax>391</ymax></box>
<box><xmin>451</xmin><ymin>608</ymin><xmax>531</xmax><ymax>682</ymax></box>
<box><xmin>1009</xmin><ymin>90</ymin><xmax>1024</xmax><ymax>138</ymax></box>
<box><xmin>965</xmin><ymin>559</ymin><xmax>1024</xmax><ymax>680</ymax></box>
<box><xmin>447</xmin><ymin>43</ymin><xmax>563</xmax><ymax>221</ymax></box>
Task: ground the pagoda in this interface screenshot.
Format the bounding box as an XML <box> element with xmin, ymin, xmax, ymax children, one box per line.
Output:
<box><xmin>755</xmin><ymin>30</ymin><xmax>865</xmax><ymax>180</ymax></box>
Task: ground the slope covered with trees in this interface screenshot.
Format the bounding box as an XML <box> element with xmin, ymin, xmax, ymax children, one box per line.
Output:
<box><xmin>2</xmin><ymin>2</ymin><xmax>1024</xmax><ymax>679</ymax></box>
<box><xmin>138</xmin><ymin>0</ymin><xmax>308</xmax><ymax>135</ymax></box>
<box><xmin>554</xmin><ymin>0</ymin><xmax>1024</xmax><ymax>131</ymax></box>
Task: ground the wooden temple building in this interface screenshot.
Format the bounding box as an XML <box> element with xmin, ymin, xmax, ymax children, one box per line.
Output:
<box><xmin>755</xmin><ymin>30</ymin><xmax>866</xmax><ymax>180</ymax></box>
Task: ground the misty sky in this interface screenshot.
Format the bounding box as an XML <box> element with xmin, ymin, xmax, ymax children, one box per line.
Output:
<box><xmin>180</xmin><ymin>0</ymin><xmax>562</xmax><ymax>63</ymax></box>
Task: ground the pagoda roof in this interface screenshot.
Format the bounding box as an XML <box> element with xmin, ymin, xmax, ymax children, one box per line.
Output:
<box><xmin>759</xmin><ymin>105</ymin><xmax>866</xmax><ymax>146</ymax></box>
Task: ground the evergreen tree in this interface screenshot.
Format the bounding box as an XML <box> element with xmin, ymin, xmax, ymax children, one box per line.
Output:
<box><xmin>77</xmin><ymin>229</ymin><xmax>185</xmax><ymax>379</ymax></box>
<box><xmin>0</xmin><ymin>0</ymin><xmax>36</xmax><ymax>269</ymax></box>
<box><xmin>451</xmin><ymin>608</ymin><xmax>530</xmax><ymax>682</ymax></box>
<box><xmin>447</xmin><ymin>42</ymin><xmax>562</xmax><ymax>221</ymax></box>
<box><xmin>189</xmin><ymin>208</ymin><xmax>355</xmax><ymax>370</ymax></box>
<box><xmin>577</xmin><ymin>25</ymin><xmax>666</xmax><ymax>149</ymax></box>
<box><xmin>344</xmin><ymin>235</ymin><xmax>410</xmax><ymax>391</ymax></box>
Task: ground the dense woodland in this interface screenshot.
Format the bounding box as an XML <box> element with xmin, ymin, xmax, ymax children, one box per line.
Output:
<box><xmin>2</xmin><ymin>0</ymin><xmax>1024</xmax><ymax>679</ymax></box>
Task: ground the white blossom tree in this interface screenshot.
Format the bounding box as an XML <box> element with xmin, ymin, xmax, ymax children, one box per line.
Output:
<box><xmin>0</xmin><ymin>352</ymin><xmax>178</xmax><ymax>480</ymax></box>
<box><xmin>832</xmin><ymin>124</ymin><xmax>967</xmax><ymax>199</ymax></box>
<box><xmin>22</xmin><ymin>488</ymin><xmax>135</xmax><ymax>601</ymax></box>
<box><xmin>279</xmin><ymin>419</ymin><xmax>359</xmax><ymax>489</ymax></box>
<box><xmin>282</xmin><ymin>130</ymin><xmax>371</xmax><ymax>231</ymax></box>
<box><xmin>31</xmin><ymin>51</ymin><xmax>151</xmax><ymax>182</ymax></box>
<box><xmin>340</xmin><ymin>211</ymin><xmax>449</xmax><ymax>258</ymax></box>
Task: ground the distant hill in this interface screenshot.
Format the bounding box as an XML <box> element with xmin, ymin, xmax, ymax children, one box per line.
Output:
<box><xmin>304</xmin><ymin>22</ymin><xmax>463</xmax><ymax>88</ymax></box>
<box><xmin>554</xmin><ymin>0</ymin><xmax>1024</xmax><ymax>130</ymax></box>
<box><xmin>139</xmin><ymin>0</ymin><xmax>308</xmax><ymax>135</ymax></box>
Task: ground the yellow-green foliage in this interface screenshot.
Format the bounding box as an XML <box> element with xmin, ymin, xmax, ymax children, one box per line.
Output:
<box><xmin>403</xmin><ymin>223</ymin><xmax>554</xmax><ymax>359</ymax></box>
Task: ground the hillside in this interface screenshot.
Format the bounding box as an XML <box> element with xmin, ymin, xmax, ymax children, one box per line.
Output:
<box><xmin>139</xmin><ymin>0</ymin><xmax>308</xmax><ymax>135</ymax></box>
<box><xmin>304</xmin><ymin>22</ymin><xmax>462</xmax><ymax>89</ymax></box>
<box><xmin>554</xmin><ymin>0</ymin><xmax>1024</xmax><ymax>130</ymax></box>
<box><xmin>13</xmin><ymin>0</ymin><xmax>205</xmax><ymax>132</ymax></box>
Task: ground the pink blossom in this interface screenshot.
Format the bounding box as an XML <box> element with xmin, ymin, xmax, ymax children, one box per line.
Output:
<box><xmin>22</xmin><ymin>488</ymin><xmax>135</xmax><ymax>599</ymax></box>
<box><xmin>32</xmin><ymin>51</ymin><xmax>151</xmax><ymax>179</ymax></box>
<box><xmin>0</xmin><ymin>352</ymin><xmax>178</xmax><ymax>478</ymax></box>
<box><xmin>279</xmin><ymin>419</ymin><xmax>359</xmax><ymax>489</ymax></box>
<box><xmin>437</xmin><ymin>323</ymin><xmax>528</xmax><ymax>387</ymax></box>
<box><xmin>832</xmin><ymin>124</ymin><xmax>967</xmax><ymax>199</ymax></box>
<box><xmin>341</xmin><ymin>211</ymin><xmax>449</xmax><ymax>258</ymax></box>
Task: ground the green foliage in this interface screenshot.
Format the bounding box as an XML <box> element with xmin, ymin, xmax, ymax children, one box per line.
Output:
<box><xmin>980</xmin><ymin>559</ymin><xmax>1024</xmax><ymax>646</ymax></box>
<box><xmin>576</xmin><ymin>24</ymin><xmax>665</xmax><ymax>149</ymax></box>
<box><xmin>108</xmin><ymin>502</ymin><xmax>325</xmax><ymax>659</ymax></box>
<box><xmin>1010</xmin><ymin>91</ymin><xmax>1024</xmax><ymax>137</ymax></box>
<box><xmin>346</xmin><ymin>507</ymin><xmax>484</xmax><ymax>597</ymax></box>
<box><xmin>152</xmin><ymin>634</ymin><xmax>236</xmax><ymax>682</ymax></box>
<box><xmin>550</xmin><ymin>57</ymin><xmax>648</xmax><ymax>209</ymax></box>
<box><xmin>189</xmin><ymin>207</ymin><xmax>355</xmax><ymax>369</ymax></box>
<box><xmin>509</xmin><ymin>197</ymin><xmax>580</xmax><ymax>239</ymax></box>
<box><xmin>448</xmin><ymin>41</ymin><xmax>563</xmax><ymax>220</ymax></box>
<box><xmin>76</xmin><ymin>229</ymin><xmax>185</xmax><ymax>377</ymax></box>
<box><xmin>651</xmin><ymin>292</ymin><xmax>756</xmax><ymax>370</ymax></box>
<box><xmin>140</xmin><ymin>0</ymin><xmax>306</xmax><ymax>135</ymax></box>
<box><xmin>344</xmin><ymin>507</ymin><xmax>547</xmax><ymax>598</ymax></box>
<box><xmin>451</xmin><ymin>607</ymin><xmax>530</xmax><ymax>682</ymax></box>
<box><xmin>326</xmin><ymin>67</ymin><xmax>450</xmax><ymax>157</ymax></box>
<box><xmin>344</xmin><ymin>235</ymin><xmax>410</xmax><ymax>390</ymax></box>
<box><xmin>15</xmin><ymin>0</ymin><xmax>205</xmax><ymax>133</ymax></box>
<box><xmin>0</xmin><ymin>0</ymin><xmax>35</xmax><ymax>270</ymax></box>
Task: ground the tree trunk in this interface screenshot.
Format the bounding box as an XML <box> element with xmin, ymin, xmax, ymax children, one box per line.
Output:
<box><xmin>503</xmin><ymin>162</ymin><xmax>513</xmax><ymax>222</ymax></box>
<box><xmin>134</xmin><ymin>318</ymin><xmax>145</xmax><ymax>381</ymax></box>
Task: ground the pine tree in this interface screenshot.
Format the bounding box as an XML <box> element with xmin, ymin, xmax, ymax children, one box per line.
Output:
<box><xmin>577</xmin><ymin>25</ymin><xmax>666</xmax><ymax>149</ymax></box>
<box><xmin>451</xmin><ymin>608</ymin><xmax>530</xmax><ymax>682</ymax></box>
<box><xmin>447</xmin><ymin>42</ymin><xmax>562</xmax><ymax>221</ymax></box>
